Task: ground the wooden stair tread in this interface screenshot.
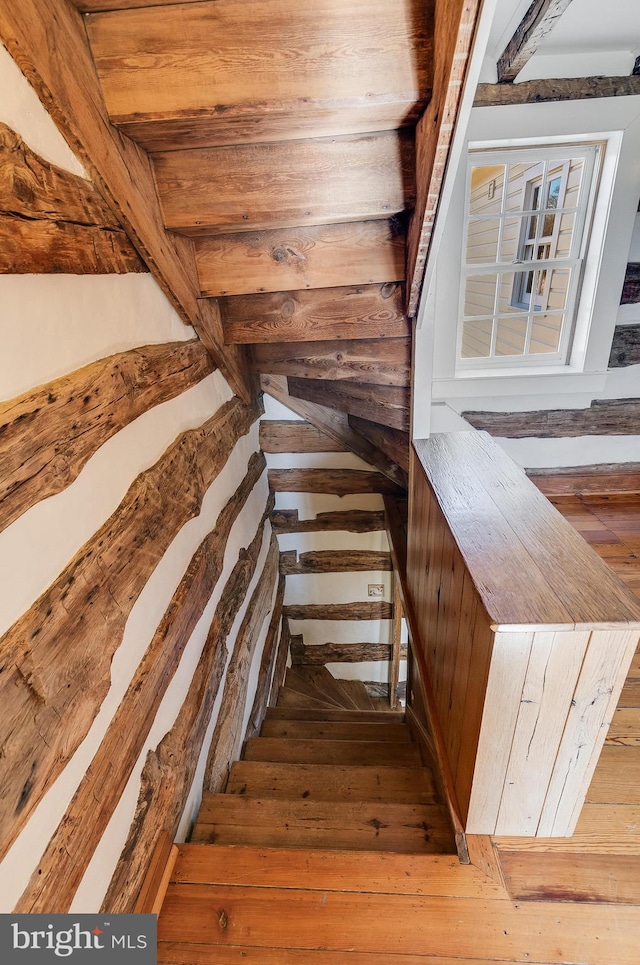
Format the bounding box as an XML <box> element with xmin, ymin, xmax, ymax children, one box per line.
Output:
<box><xmin>284</xmin><ymin>668</ymin><xmax>349</xmax><ymax>708</ymax></box>
<box><xmin>266</xmin><ymin>706</ymin><xmax>404</xmax><ymax>723</ymax></box>
<box><xmin>259</xmin><ymin>719</ymin><xmax>411</xmax><ymax>742</ymax></box>
<box><xmin>287</xmin><ymin>666</ymin><xmax>364</xmax><ymax>709</ymax></box>
<box><xmin>334</xmin><ymin>677</ymin><xmax>377</xmax><ymax>710</ymax></box>
<box><xmin>191</xmin><ymin>796</ymin><xmax>455</xmax><ymax>853</ymax></box>
<box><xmin>225</xmin><ymin>761</ymin><xmax>437</xmax><ymax>803</ymax></box>
<box><xmin>275</xmin><ymin>688</ymin><xmax>338</xmax><ymax>711</ymax></box>
<box><xmin>243</xmin><ymin>737</ymin><xmax>422</xmax><ymax>766</ymax></box>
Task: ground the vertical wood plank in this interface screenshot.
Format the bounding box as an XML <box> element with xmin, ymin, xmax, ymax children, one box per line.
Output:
<box><xmin>389</xmin><ymin>577</ymin><xmax>403</xmax><ymax>711</ymax></box>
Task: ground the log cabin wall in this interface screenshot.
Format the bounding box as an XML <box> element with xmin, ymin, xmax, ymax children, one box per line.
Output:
<box><xmin>0</xmin><ymin>43</ymin><xmax>280</xmax><ymax>914</ymax></box>
<box><xmin>261</xmin><ymin>395</ymin><xmax>407</xmax><ymax>698</ymax></box>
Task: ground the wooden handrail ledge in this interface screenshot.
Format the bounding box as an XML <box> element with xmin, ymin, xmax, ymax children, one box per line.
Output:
<box><xmin>406</xmin><ymin>431</ymin><xmax>640</xmax><ymax>839</ymax></box>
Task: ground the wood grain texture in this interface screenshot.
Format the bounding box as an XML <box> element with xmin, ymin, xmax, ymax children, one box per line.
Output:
<box><xmin>497</xmin><ymin>0</ymin><xmax>575</xmax><ymax>83</ymax></box>
<box><xmin>407</xmin><ymin>0</ymin><xmax>481</xmax><ymax>316</ymax></box>
<box><xmin>258</xmin><ymin>720</ymin><xmax>411</xmax><ymax>743</ymax></box>
<box><xmin>221</xmin><ymin>284</ymin><xmax>409</xmax><ymax>344</ymax></box>
<box><xmin>133</xmin><ymin>832</ymin><xmax>177</xmax><ymax>915</ymax></box>
<box><xmin>252</xmin><ymin>337</ymin><xmax>411</xmax><ymax>386</ymax></box>
<box><xmin>259</xmin><ymin>421</ymin><xmax>346</xmax><ymax>454</ymax></box>
<box><xmin>475</xmin><ymin>75</ymin><xmax>640</xmax><ymax>106</ymax></box>
<box><xmin>244</xmin><ymin>575</ymin><xmax>286</xmax><ymax>740</ymax></box>
<box><xmin>288</xmin><ymin>378</ymin><xmax>410</xmax><ymax>431</ymax></box>
<box><xmin>463</xmin><ymin>397</ymin><xmax>640</xmax><ymax>438</ymax></box>
<box><xmin>225</xmin><ymin>763</ymin><xmax>434</xmax><ymax>804</ymax></box>
<box><xmin>268</xmin><ymin>616</ymin><xmax>291</xmax><ymax>709</ymax></box>
<box><xmin>196</xmin><ymin>220</ymin><xmax>406</xmax><ymax>296</ymax></box>
<box><xmin>290</xmin><ymin>641</ymin><xmax>406</xmax><ymax>665</ymax></box>
<box><xmin>0</xmin><ymin>340</ymin><xmax>214</xmax><ymax>534</ymax></box>
<box><xmin>0</xmin><ymin>395</ymin><xmax>260</xmax><ymax>863</ymax></box>
<box><xmin>349</xmin><ymin>417</ymin><xmax>410</xmax><ymax>472</ymax></box>
<box><xmin>268</xmin><ymin>468</ymin><xmax>404</xmax><ymax>496</ymax></box>
<box><xmin>15</xmin><ymin>455</ymin><xmax>268</xmax><ymax>913</ymax></box>
<box><xmin>153</xmin><ymin>132</ymin><xmax>415</xmax><ymax>235</ymax></box>
<box><xmin>529</xmin><ymin>463</ymin><xmax>640</xmax><ymax>496</ymax></box>
<box><xmin>609</xmin><ymin>323</ymin><xmax>640</xmax><ymax>367</ymax></box>
<box><xmin>195</xmin><ymin>298</ymin><xmax>257</xmax><ymax>404</ymax></box>
<box><xmin>271</xmin><ymin>509</ymin><xmax>386</xmax><ymax>535</ymax></box>
<box><xmin>500</xmin><ymin>850</ymin><xmax>640</xmax><ymax>904</ymax></box>
<box><xmin>284</xmin><ymin>602</ymin><xmax>393</xmax><ymax>621</ymax></box>
<box><xmin>280</xmin><ymin>550</ymin><xmax>392</xmax><ymax>575</ymax></box>
<box><xmin>204</xmin><ymin>537</ymin><xmax>280</xmax><ymax>793</ymax></box>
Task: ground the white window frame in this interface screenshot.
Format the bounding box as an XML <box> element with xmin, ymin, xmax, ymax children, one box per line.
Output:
<box><xmin>457</xmin><ymin>142</ymin><xmax>601</xmax><ymax>371</ymax></box>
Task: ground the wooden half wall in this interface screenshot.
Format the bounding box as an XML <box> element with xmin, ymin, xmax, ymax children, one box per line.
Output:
<box><xmin>406</xmin><ymin>431</ymin><xmax>640</xmax><ymax>836</ymax></box>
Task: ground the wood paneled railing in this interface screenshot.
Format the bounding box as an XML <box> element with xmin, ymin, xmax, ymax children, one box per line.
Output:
<box><xmin>405</xmin><ymin>431</ymin><xmax>640</xmax><ymax>838</ymax></box>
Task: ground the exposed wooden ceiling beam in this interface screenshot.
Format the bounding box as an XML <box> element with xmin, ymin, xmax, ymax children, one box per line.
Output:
<box><xmin>251</xmin><ymin>337</ymin><xmax>411</xmax><ymax>387</ymax></box>
<box><xmin>463</xmin><ymin>398</ymin><xmax>640</xmax><ymax>438</ymax></box>
<box><xmin>288</xmin><ymin>378</ymin><xmax>410</xmax><ymax>432</ymax></box>
<box><xmin>348</xmin><ymin>416</ymin><xmax>409</xmax><ymax>473</ymax></box>
<box><xmin>0</xmin><ymin>0</ymin><xmax>255</xmax><ymax>402</ymax></box>
<box><xmin>219</xmin><ymin>284</ymin><xmax>409</xmax><ymax>345</ymax></box>
<box><xmin>259</xmin><ymin>375</ymin><xmax>407</xmax><ymax>490</ymax></box>
<box><xmin>497</xmin><ymin>0</ymin><xmax>575</xmax><ymax>84</ymax></box>
<box><xmin>475</xmin><ymin>75</ymin><xmax>640</xmax><ymax>106</ymax></box>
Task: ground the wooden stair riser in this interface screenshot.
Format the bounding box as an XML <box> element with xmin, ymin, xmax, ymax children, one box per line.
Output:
<box><xmin>259</xmin><ymin>720</ymin><xmax>412</xmax><ymax>742</ymax></box>
<box><xmin>265</xmin><ymin>707</ymin><xmax>404</xmax><ymax>723</ymax></box>
<box><xmin>243</xmin><ymin>738</ymin><xmax>422</xmax><ymax>767</ymax></box>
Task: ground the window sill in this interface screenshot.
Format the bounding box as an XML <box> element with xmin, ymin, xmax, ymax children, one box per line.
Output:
<box><xmin>432</xmin><ymin>368</ymin><xmax>608</xmax><ymax>400</ymax></box>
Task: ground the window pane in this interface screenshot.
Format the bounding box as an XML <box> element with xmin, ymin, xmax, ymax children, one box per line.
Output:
<box><xmin>498</xmin><ymin>271</ymin><xmax>534</xmax><ymax>313</ymax></box>
<box><xmin>564</xmin><ymin>159</ymin><xmax>584</xmax><ymax>207</ymax></box>
<box><xmin>556</xmin><ymin>212</ymin><xmax>576</xmax><ymax>258</ymax></box>
<box><xmin>505</xmin><ymin>162</ymin><xmax>543</xmax><ymax>211</ymax></box>
<box><xmin>461</xmin><ymin>320</ymin><xmax>493</xmax><ymax>358</ymax></box>
<box><xmin>495</xmin><ymin>316</ymin><xmax>527</xmax><ymax>356</ymax></box>
<box><xmin>469</xmin><ymin>165</ymin><xmax>505</xmax><ymax>215</ymax></box>
<box><xmin>500</xmin><ymin>217</ymin><xmax>521</xmax><ymax>262</ymax></box>
<box><xmin>529</xmin><ymin>314</ymin><xmax>563</xmax><ymax>354</ymax></box>
<box><xmin>464</xmin><ymin>274</ymin><xmax>497</xmax><ymax>316</ymax></box>
<box><xmin>466</xmin><ymin>218</ymin><xmax>500</xmax><ymax>264</ymax></box>
<box><xmin>546</xmin><ymin>268</ymin><xmax>570</xmax><ymax>311</ymax></box>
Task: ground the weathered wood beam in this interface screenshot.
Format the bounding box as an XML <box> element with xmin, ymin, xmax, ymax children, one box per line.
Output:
<box><xmin>406</xmin><ymin>0</ymin><xmax>482</xmax><ymax>317</ymax></box>
<box><xmin>291</xmin><ymin>641</ymin><xmax>407</xmax><ymax>665</ymax></box>
<box><xmin>204</xmin><ymin>536</ymin><xmax>280</xmax><ymax>793</ymax></box>
<box><xmin>15</xmin><ymin>454</ymin><xmax>268</xmax><ymax>913</ymax></box>
<box><xmin>621</xmin><ymin>263</ymin><xmax>640</xmax><ymax>305</ymax></box>
<box><xmin>528</xmin><ymin>463</ymin><xmax>640</xmax><ymax>496</ymax></box>
<box><xmin>288</xmin><ymin>378</ymin><xmax>410</xmax><ymax>432</ymax></box>
<box><xmin>268</xmin><ymin>468</ymin><xmax>405</xmax><ymax>496</ymax></box>
<box><xmin>269</xmin><ymin>617</ymin><xmax>291</xmax><ymax>708</ymax></box>
<box><xmin>260</xmin><ymin>374</ymin><xmax>407</xmax><ymax>490</ymax></box>
<box><xmin>196</xmin><ymin>298</ymin><xmax>258</xmax><ymax>403</ymax></box>
<box><xmin>260</xmin><ymin>421</ymin><xmax>346</xmax><ymax>454</ymax></box>
<box><xmin>196</xmin><ymin>220</ymin><xmax>406</xmax><ymax>297</ymax></box>
<box><xmin>497</xmin><ymin>0</ymin><xmax>575</xmax><ymax>84</ymax></box>
<box><xmin>103</xmin><ymin>488</ymin><xmax>273</xmax><ymax>913</ymax></box>
<box><xmin>252</xmin><ymin>336</ymin><xmax>411</xmax><ymax>387</ymax></box>
<box><xmin>280</xmin><ymin>550</ymin><xmax>392</xmax><ymax>575</ymax></box>
<box><xmin>609</xmin><ymin>324</ymin><xmax>640</xmax><ymax>368</ymax></box>
<box><xmin>0</xmin><ymin>0</ymin><xmax>254</xmax><ymax>401</ymax></box>
<box><xmin>284</xmin><ymin>602</ymin><xmax>393</xmax><ymax>621</ymax></box>
<box><xmin>475</xmin><ymin>75</ymin><xmax>640</xmax><ymax>107</ymax></box>
<box><xmin>220</xmin><ymin>284</ymin><xmax>409</xmax><ymax>345</ymax></box>
<box><xmin>0</xmin><ymin>340</ymin><xmax>214</xmax><ymax>534</ymax></box>
<box><xmin>463</xmin><ymin>398</ymin><xmax>640</xmax><ymax>438</ymax></box>
<box><xmin>0</xmin><ymin>394</ymin><xmax>260</xmax><ymax>862</ymax></box>
<box><xmin>349</xmin><ymin>416</ymin><xmax>410</xmax><ymax>472</ymax></box>
<box><xmin>0</xmin><ymin>121</ymin><xmax>145</xmax><ymax>273</ymax></box>
<box><xmin>271</xmin><ymin>509</ymin><xmax>386</xmax><ymax>535</ymax></box>
<box><xmin>389</xmin><ymin>577</ymin><xmax>404</xmax><ymax>710</ymax></box>
<box><xmin>245</xmin><ymin>575</ymin><xmax>286</xmax><ymax>740</ymax></box>
<box><xmin>153</xmin><ymin>132</ymin><xmax>415</xmax><ymax>236</ymax></box>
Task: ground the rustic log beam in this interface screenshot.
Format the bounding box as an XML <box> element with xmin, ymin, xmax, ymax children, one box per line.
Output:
<box><xmin>0</xmin><ymin>0</ymin><xmax>254</xmax><ymax>400</ymax></box>
<box><xmin>245</xmin><ymin>575</ymin><xmax>286</xmax><ymax>740</ymax></box>
<box><xmin>291</xmin><ymin>641</ymin><xmax>407</xmax><ymax>665</ymax></box>
<box><xmin>284</xmin><ymin>602</ymin><xmax>393</xmax><ymax>621</ymax></box>
<box><xmin>280</xmin><ymin>550</ymin><xmax>392</xmax><ymax>575</ymax></box>
<box><xmin>15</xmin><ymin>453</ymin><xmax>268</xmax><ymax>913</ymax></box>
<box><xmin>348</xmin><ymin>416</ymin><xmax>410</xmax><ymax>472</ymax></box>
<box><xmin>497</xmin><ymin>0</ymin><xmax>574</xmax><ymax>84</ymax></box>
<box><xmin>406</xmin><ymin>0</ymin><xmax>482</xmax><ymax>317</ymax></box>
<box><xmin>102</xmin><ymin>492</ymin><xmax>274</xmax><ymax>913</ymax></box>
<box><xmin>220</xmin><ymin>283</ymin><xmax>409</xmax><ymax>345</ymax></box>
<box><xmin>260</xmin><ymin>374</ymin><xmax>407</xmax><ymax>490</ymax></box>
<box><xmin>204</xmin><ymin>536</ymin><xmax>280</xmax><ymax>793</ymax></box>
<box><xmin>475</xmin><ymin>75</ymin><xmax>640</xmax><ymax>107</ymax></box>
<box><xmin>463</xmin><ymin>398</ymin><xmax>640</xmax><ymax>438</ymax></box>
<box><xmin>609</xmin><ymin>324</ymin><xmax>640</xmax><ymax>368</ymax></box>
<box><xmin>288</xmin><ymin>378</ymin><xmax>410</xmax><ymax>432</ymax></box>
<box><xmin>0</xmin><ymin>340</ymin><xmax>214</xmax><ymax>534</ymax></box>
<box><xmin>271</xmin><ymin>509</ymin><xmax>386</xmax><ymax>535</ymax></box>
<box><xmin>252</xmin><ymin>336</ymin><xmax>411</xmax><ymax>387</ymax></box>
<box><xmin>268</xmin><ymin>468</ymin><xmax>405</xmax><ymax>496</ymax></box>
<box><xmin>196</xmin><ymin>298</ymin><xmax>258</xmax><ymax>403</ymax></box>
<box><xmin>269</xmin><ymin>617</ymin><xmax>292</xmax><ymax>708</ymax></box>
<box><xmin>259</xmin><ymin>421</ymin><xmax>346</xmax><ymax>454</ymax></box>
<box><xmin>527</xmin><ymin>463</ymin><xmax>640</xmax><ymax>496</ymax></box>
<box><xmin>0</xmin><ymin>395</ymin><xmax>261</xmax><ymax>862</ymax></box>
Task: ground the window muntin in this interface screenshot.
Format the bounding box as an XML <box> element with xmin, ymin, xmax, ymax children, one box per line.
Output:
<box><xmin>459</xmin><ymin>145</ymin><xmax>599</xmax><ymax>368</ymax></box>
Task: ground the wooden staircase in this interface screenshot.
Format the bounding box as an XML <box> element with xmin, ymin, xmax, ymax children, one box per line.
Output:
<box><xmin>157</xmin><ymin>667</ymin><xmax>461</xmax><ymax>961</ymax></box>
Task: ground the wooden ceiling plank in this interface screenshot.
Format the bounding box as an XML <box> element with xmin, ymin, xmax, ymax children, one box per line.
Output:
<box><xmin>406</xmin><ymin>0</ymin><xmax>482</xmax><ymax>317</ymax></box>
<box><xmin>497</xmin><ymin>0</ymin><xmax>575</xmax><ymax>85</ymax></box>
<box><xmin>0</xmin><ymin>0</ymin><xmax>255</xmax><ymax>402</ymax></box>
<box><xmin>475</xmin><ymin>75</ymin><xmax>640</xmax><ymax>107</ymax></box>
<box><xmin>251</xmin><ymin>337</ymin><xmax>411</xmax><ymax>387</ymax></box>
<box><xmin>84</xmin><ymin>0</ymin><xmax>432</xmax><ymax>147</ymax></box>
<box><xmin>348</xmin><ymin>416</ymin><xmax>410</xmax><ymax>472</ymax></box>
<box><xmin>288</xmin><ymin>378</ymin><xmax>410</xmax><ymax>432</ymax></box>
<box><xmin>195</xmin><ymin>220</ymin><xmax>406</xmax><ymax>298</ymax></box>
<box><xmin>152</xmin><ymin>132</ymin><xmax>415</xmax><ymax>236</ymax></box>
<box><xmin>220</xmin><ymin>284</ymin><xmax>409</xmax><ymax>345</ymax></box>
<box><xmin>260</xmin><ymin>374</ymin><xmax>407</xmax><ymax>490</ymax></box>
